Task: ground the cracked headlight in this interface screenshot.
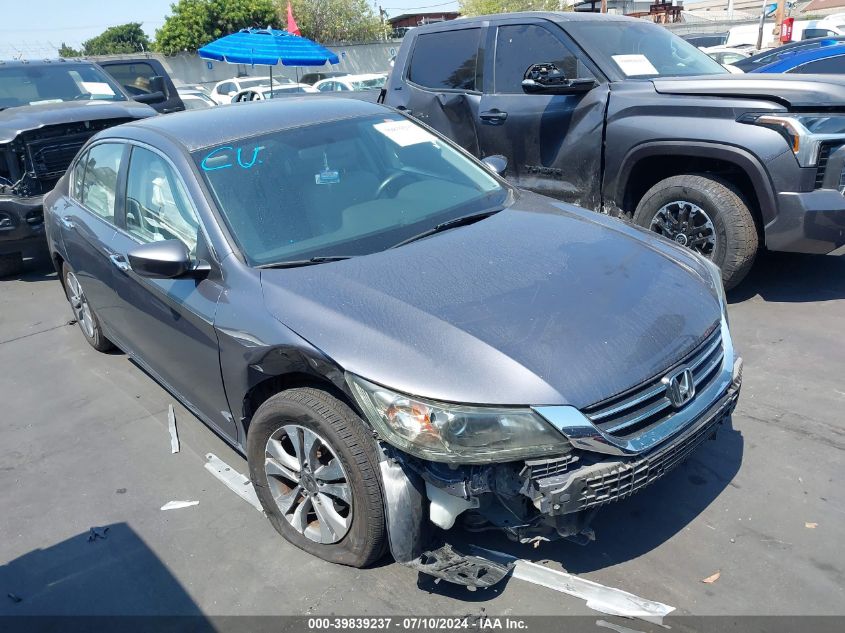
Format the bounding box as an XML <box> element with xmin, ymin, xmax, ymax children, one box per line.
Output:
<box><xmin>739</xmin><ymin>112</ymin><xmax>845</xmax><ymax>167</ymax></box>
<box><xmin>347</xmin><ymin>375</ymin><xmax>571</xmax><ymax>463</ymax></box>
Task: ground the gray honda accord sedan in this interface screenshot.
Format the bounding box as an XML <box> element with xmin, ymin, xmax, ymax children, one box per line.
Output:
<box><xmin>44</xmin><ymin>98</ymin><xmax>742</xmax><ymax>586</ymax></box>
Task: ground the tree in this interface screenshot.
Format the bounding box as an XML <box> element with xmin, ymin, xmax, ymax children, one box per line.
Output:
<box><xmin>283</xmin><ymin>0</ymin><xmax>387</xmax><ymax>43</ymax></box>
<box><xmin>155</xmin><ymin>0</ymin><xmax>277</xmax><ymax>55</ymax></box>
<box><xmin>81</xmin><ymin>23</ymin><xmax>151</xmax><ymax>55</ymax></box>
<box><xmin>458</xmin><ymin>0</ymin><xmax>563</xmax><ymax>17</ymax></box>
<box><xmin>58</xmin><ymin>43</ymin><xmax>83</xmax><ymax>58</ymax></box>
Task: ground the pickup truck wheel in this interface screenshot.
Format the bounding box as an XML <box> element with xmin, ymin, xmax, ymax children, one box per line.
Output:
<box><xmin>0</xmin><ymin>252</ymin><xmax>23</xmax><ymax>278</ymax></box>
<box><xmin>248</xmin><ymin>388</ymin><xmax>387</xmax><ymax>568</ymax></box>
<box><xmin>62</xmin><ymin>263</ymin><xmax>114</xmax><ymax>352</ymax></box>
<box><xmin>633</xmin><ymin>174</ymin><xmax>758</xmax><ymax>289</ymax></box>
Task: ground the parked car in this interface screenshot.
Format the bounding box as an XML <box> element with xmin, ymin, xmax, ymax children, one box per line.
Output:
<box><xmin>314</xmin><ymin>74</ymin><xmax>388</xmax><ymax>92</ymax></box>
<box><xmin>681</xmin><ymin>32</ymin><xmax>729</xmax><ymax>48</ymax></box>
<box><xmin>231</xmin><ymin>84</ymin><xmax>318</xmax><ymax>102</ymax></box>
<box><xmin>732</xmin><ymin>36</ymin><xmax>845</xmax><ymax>72</ymax></box>
<box><xmin>381</xmin><ymin>12</ymin><xmax>845</xmax><ymax>288</ymax></box>
<box><xmin>97</xmin><ymin>58</ymin><xmax>185</xmax><ymax>114</ymax></box>
<box><xmin>749</xmin><ymin>41</ymin><xmax>845</xmax><ymax>74</ymax></box>
<box><xmin>177</xmin><ymin>88</ymin><xmax>217</xmax><ymax>110</ymax></box>
<box><xmin>44</xmin><ymin>97</ymin><xmax>742</xmax><ymax>587</ymax></box>
<box><xmin>701</xmin><ymin>45</ymin><xmax>754</xmax><ymax>66</ymax></box>
<box><xmin>211</xmin><ymin>76</ymin><xmax>294</xmax><ymax>104</ymax></box>
<box><xmin>300</xmin><ymin>71</ymin><xmax>349</xmax><ymax>85</ymax></box>
<box><xmin>0</xmin><ymin>59</ymin><xmax>156</xmax><ymax>277</ymax></box>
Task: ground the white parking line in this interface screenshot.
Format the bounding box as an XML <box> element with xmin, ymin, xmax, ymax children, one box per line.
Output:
<box><xmin>204</xmin><ymin>453</ymin><xmax>263</xmax><ymax>512</ymax></box>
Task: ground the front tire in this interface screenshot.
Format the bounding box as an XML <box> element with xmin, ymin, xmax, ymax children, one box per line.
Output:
<box><xmin>633</xmin><ymin>174</ymin><xmax>758</xmax><ymax>290</ymax></box>
<box><xmin>62</xmin><ymin>263</ymin><xmax>114</xmax><ymax>352</ymax></box>
<box><xmin>248</xmin><ymin>388</ymin><xmax>387</xmax><ymax>568</ymax></box>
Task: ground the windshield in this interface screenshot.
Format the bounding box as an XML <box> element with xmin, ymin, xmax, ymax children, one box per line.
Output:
<box><xmin>193</xmin><ymin>114</ymin><xmax>507</xmax><ymax>266</ymax></box>
<box><xmin>351</xmin><ymin>77</ymin><xmax>387</xmax><ymax>90</ymax></box>
<box><xmin>0</xmin><ymin>64</ymin><xmax>126</xmax><ymax>109</ymax></box>
<box><xmin>565</xmin><ymin>21</ymin><xmax>728</xmax><ymax>78</ymax></box>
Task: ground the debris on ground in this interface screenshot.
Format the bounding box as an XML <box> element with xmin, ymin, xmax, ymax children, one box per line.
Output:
<box><xmin>87</xmin><ymin>526</ymin><xmax>109</xmax><ymax>542</ymax></box>
<box><xmin>805</xmin><ymin>522</ymin><xmax>818</xmax><ymax>529</ymax></box>
<box><xmin>116</xmin><ymin>488</ymin><xmax>127</xmax><ymax>494</ymax></box>
<box><xmin>161</xmin><ymin>500</ymin><xmax>199</xmax><ymax>511</ymax></box>
<box><xmin>7</xmin><ymin>592</ymin><xmax>22</xmax><ymax>603</ymax></box>
<box><xmin>701</xmin><ymin>570</ymin><xmax>721</xmax><ymax>584</ymax></box>
<box><xmin>168</xmin><ymin>404</ymin><xmax>179</xmax><ymax>454</ymax></box>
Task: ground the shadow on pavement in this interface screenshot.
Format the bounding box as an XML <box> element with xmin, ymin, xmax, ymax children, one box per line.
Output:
<box><xmin>1</xmin><ymin>249</ymin><xmax>55</xmax><ymax>284</ymax></box>
<box><xmin>729</xmin><ymin>251</ymin><xmax>845</xmax><ymax>304</ymax></box>
<box><xmin>0</xmin><ymin>522</ymin><xmax>206</xmax><ymax>617</ymax></box>
<box><xmin>451</xmin><ymin>419</ymin><xmax>744</xmax><ymax>576</ymax></box>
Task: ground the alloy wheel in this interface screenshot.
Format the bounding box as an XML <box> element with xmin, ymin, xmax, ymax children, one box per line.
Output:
<box><xmin>264</xmin><ymin>424</ymin><xmax>353</xmax><ymax>544</ymax></box>
<box><xmin>649</xmin><ymin>200</ymin><xmax>717</xmax><ymax>258</ymax></box>
<box><xmin>65</xmin><ymin>271</ymin><xmax>95</xmax><ymax>339</ymax></box>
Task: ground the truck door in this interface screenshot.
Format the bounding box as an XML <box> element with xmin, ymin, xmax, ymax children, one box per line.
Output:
<box><xmin>392</xmin><ymin>26</ymin><xmax>485</xmax><ymax>157</ymax></box>
<box><xmin>477</xmin><ymin>19</ymin><xmax>609</xmax><ymax>208</ymax></box>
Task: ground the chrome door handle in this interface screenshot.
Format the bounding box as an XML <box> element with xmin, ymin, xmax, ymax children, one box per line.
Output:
<box><xmin>109</xmin><ymin>253</ymin><xmax>130</xmax><ymax>273</ymax></box>
<box><xmin>60</xmin><ymin>216</ymin><xmax>75</xmax><ymax>230</ymax></box>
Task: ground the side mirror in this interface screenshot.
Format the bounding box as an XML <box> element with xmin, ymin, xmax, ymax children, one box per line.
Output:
<box><xmin>521</xmin><ymin>63</ymin><xmax>597</xmax><ymax>95</ymax></box>
<box><xmin>127</xmin><ymin>240</ymin><xmax>192</xmax><ymax>279</ymax></box>
<box><xmin>481</xmin><ymin>155</ymin><xmax>508</xmax><ymax>175</ymax></box>
<box><xmin>149</xmin><ymin>75</ymin><xmax>167</xmax><ymax>95</ymax></box>
<box><xmin>133</xmin><ymin>91</ymin><xmax>166</xmax><ymax>104</ymax></box>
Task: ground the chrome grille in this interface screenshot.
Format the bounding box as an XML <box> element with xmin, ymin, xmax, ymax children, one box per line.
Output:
<box><xmin>583</xmin><ymin>327</ymin><xmax>723</xmax><ymax>440</ymax></box>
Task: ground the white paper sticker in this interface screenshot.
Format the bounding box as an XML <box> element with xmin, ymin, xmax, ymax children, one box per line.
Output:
<box><xmin>611</xmin><ymin>54</ymin><xmax>658</xmax><ymax>77</ymax></box>
<box><xmin>81</xmin><ymin>81</ymin><xmax>115</xmax><ymax>96</ymax></box>
<box><xmin>373</xmin><ymin>119</ymin><xmax>435</xmax><ymax>147</ymax></box>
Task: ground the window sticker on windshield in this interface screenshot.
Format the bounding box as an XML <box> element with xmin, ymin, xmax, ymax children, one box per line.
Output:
<box><xmin>611</xmin><ymin>54</ymin><xmax>658</xmax><ymax>76</ymax></box>
<box><xmin>29</xmin><ymin>99</ymin><xmax>64</xmax><ymax>105</ymax></box>
<box><xmin>373</xmin><ymin>120</ymin><xmax>434</xmax><ymax>147</ymax></box>
<box><xmin>81</xmin><ymin>81</ymin><xmax>115</xmax><ymax>96</ymax></box>
<box><xmin>314</xmin><ymin>151</ymin><xmax>340</xmax><ymax>185</ymax></box>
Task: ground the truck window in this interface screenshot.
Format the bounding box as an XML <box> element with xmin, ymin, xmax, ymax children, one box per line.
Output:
<box><xmin>494</xmin><ymin>24</ymin><xmax>592</xmax><ymax>93</ymax></box>
<box><xmin>102</xmin><ymin>62</ymin><xmax>159</xmax><ymax>96</ymax></box>
<box><xmin>408</xmin><ymin>28</ymin><xmax>481</xmax><ymax>91</ymax></box>
<box><xmin>790</xmin><ymin>54</ymin><xmax>845</xmax><ymax>73</ymax></box>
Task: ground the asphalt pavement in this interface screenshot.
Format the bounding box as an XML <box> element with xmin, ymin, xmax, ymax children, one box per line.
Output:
<box><xmin>0</xmin><ymin>249</ymin><xmax>843</xmax><ymax>620</ymax></box>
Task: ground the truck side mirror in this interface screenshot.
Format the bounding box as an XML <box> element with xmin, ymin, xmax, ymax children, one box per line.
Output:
<box><xmin>149</xmin><ymin>75</ymin><xmax>166</xmax><ymax>96</ymax></box>
<box><xmin>521</xmin><ymin>63</ymin><xmax>597</xmax><ymax>96</ymax></box>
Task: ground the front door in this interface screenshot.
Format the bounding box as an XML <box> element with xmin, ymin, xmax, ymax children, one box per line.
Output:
<box><xmin>477</xmin><ymin>20</ymin><xmax>609</xmax><ymax>208</ymax></box>
<box><xmin>108</xmin><ymin>144</ymin><xmax>235</xmax><ymax>440</ymax></box>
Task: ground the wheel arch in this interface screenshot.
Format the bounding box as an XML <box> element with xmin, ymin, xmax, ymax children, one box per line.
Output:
<box><xmin>614</xmin><ymin>142</ymin><xmax>777</xmax><ymax>229</ymax></box>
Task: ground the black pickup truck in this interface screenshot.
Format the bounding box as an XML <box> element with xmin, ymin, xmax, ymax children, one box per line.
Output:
<box><xmin>382</xmin><ymin>13</ymin><xmax>845</xmax><ymax>287</ymax></box>
<box><xmin>0</xmin><ymin>59</ymin><xmax>156</xmax><ymax>276</ymax></box>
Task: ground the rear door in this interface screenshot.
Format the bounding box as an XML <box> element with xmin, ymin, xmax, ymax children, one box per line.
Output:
<box><xmin>107</xmin><ymin>144</ymin><xmax>234</xmax><ymax>439</ymax></box>
<box><xmin>476</xmin><ymin>18</ymin><xmax>609</xmax><ymax>207</ymax></box>
<box><xmin>395</xmin><ymin>26</ymin><xmax>484</xmax><ymax>157</ymax></box>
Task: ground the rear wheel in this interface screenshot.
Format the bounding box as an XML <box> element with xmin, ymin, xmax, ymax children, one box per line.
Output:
<box><xmin>248</xmin><ymin>388</ymin><xmax>387</xmax><ymax>568</ymax></box>
<box><xmin>62</xmin><ymin>263</ymin><xmax>114</xmax><ymax>352</ymax></box>
<box><xmin>0</xmin><ymin>252</ymin><xmax>23</xmax><ymax>278</ymax></box>
<box><xmin>633</xmin><ymin>174</ymin><xmax>759</xmax><ymax>289</ymax></box>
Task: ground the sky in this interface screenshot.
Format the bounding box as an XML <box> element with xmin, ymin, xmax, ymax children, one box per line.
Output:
<box><xmin>0</xmin><ymin>0</ymin><xmax>461</xmax><ymax>59</ymax></box>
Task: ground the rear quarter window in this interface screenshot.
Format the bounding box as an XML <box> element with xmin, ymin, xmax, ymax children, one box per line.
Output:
<box><xmin>408</xmin><ymin>28</ymin><xmax>481</xmax><ymax>91</ymax></box>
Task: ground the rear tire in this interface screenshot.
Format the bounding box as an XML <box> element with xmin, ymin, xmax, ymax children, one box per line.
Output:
<box><xmin>633</xmin><ymin>174</ymin><xmax>758</xmax><ymax>290</ymax></box>
<box><xmin>0</xmin><ymin>252</ymin><xmax>23</xmax><ymax>278</ymax></box>
<box><xmin>248</xmin><ymin>388</ymin><xmax>387</xmax><ymax>568</ymax></box>
<box><xmin>62</xmin><ymin>263</ymin><xmax>114</xmax><ymax>352</ymax></box>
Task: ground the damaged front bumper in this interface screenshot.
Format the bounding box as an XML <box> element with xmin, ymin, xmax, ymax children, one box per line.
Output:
<box><xmin>378</xmin><ymin>355</ymin><xmax>742</xmax><ymax>588</ymax></box>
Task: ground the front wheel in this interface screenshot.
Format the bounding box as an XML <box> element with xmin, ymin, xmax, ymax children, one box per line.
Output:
<box><xmin>633</xmin><ymin>174</ymin><xmax>759</xmax><ymax>290</ymax></box>
<box><xmin>247</xmin><ymin>388</ymin><xmax>387</xmax><ymax>568</ymax></box>
<box><xmin>62</xmin><ymin>263</ymin><xmax>114</xmax><ymax>352</ymax></box>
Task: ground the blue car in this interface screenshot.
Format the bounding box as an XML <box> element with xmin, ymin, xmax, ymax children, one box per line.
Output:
<box><xmin>751</xmin><ymin>40</ymin><xmax>845</xmax><ymax>74</ymax></box>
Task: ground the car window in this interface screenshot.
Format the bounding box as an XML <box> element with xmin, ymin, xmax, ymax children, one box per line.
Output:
<box><xmin>317</xmin><ymin>81</ymin><xmax>335</xmax><ymax>92</ymax></box>
<box><xmin>125</xmin><ymin>146</ymin><xmax>199</xmax><ymax>254</ymax></box>
<box><xmin>408</xmin><ymin>28</ymin><xmax>481</xmax><ymax>91</ymax></box>
<box><xmin>803</xmin><ymin>29</ymin><xmax>838</xmax><ymax>40</ymax></box>
<box><xmin>217</xmin><ymin>82</ymin><xmax>235</xmax><ymax>94</ymax></box>
<box><xmin>72</xmin><ymin>150</ymin><xmax>88</xmax><ymax>201</ymax></box>
<box><xmin>79</xmin><ymin>143</ymin><xmax>123</xmax><ymax>222</ymax></box>
<box><xmin>494</xmin><ymin>24</ymin><xmax>594</xmax><ymax>93</ymax></box>
<box><xmin>790</xmin><ymin>54</ymin><xmax>845</xmax><ymax>73</ymax></box>
<box><xmin>101</xmin><ymin>62</ymin><xmax>158</xmax><ymax>96</ymax></box>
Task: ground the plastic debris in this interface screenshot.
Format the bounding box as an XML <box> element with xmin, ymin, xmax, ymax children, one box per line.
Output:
<box><xmin>168</xmin><ymin>404</ymin><xmax>180</xmax><ymax>454</ymax></box>
<box><xmin>161</xmin><ymin>500</ymin><xmax>199</xmax><ymax>511</ymax></box>
<box><xmin>87</xmin><ymin>526</ymin><xmax>109</xmax><ymax>542</ymax></box>
<box><xmin>805</xmin><ymin>522</ymin><xmax>818</xmax><ymax>529</ymax></box>
<box><xmin>701</xmin><ymin>570</ymin><xmax>721</xmax><ymax>584</ymax></box>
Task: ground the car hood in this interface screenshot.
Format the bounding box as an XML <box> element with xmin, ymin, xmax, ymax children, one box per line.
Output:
<box><xmin>652</xmin><ymin>74</ymin><xmax>845</xmax><ymax>109</ymax></box>
<box><xmin>260</xmin><ymin>194</ymin><xmax>722</xmax><ymax>408</ymax></box>
<box><xmin>0</xmin><ymin>100</ymin><xmax>156</xmax><ymax>143</ymax></box>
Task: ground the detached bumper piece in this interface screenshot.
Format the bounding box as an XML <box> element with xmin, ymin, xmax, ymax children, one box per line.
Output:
<box><xmin>526</xmin><ymin>387</ymin><xmax>739</xmax><ymax>517</ymax></box>
<box><xmin>405</xmin><ymin>543</ymin><xmax>513</xmax><ymax>588</ymax></box>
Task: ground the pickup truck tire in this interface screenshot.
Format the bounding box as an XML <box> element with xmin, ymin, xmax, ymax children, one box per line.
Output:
<box><xmin>248</xmin><ymin>388</ymin><xmax>387</xmax><ymax>568</ymax></box>
<box><xmin>633</xmin><ymin>174</ymin><xmax>758</xmax><ymax>289</ymax></box>
<box><xmin>0</xmin><ymin>252</ymin><xmax>23</xmax><ymax>278</ymax></box>
<box><xmin>62</xmin><ymin>263</ymin><xmax>115</xmax><ymax>352</ymax></box>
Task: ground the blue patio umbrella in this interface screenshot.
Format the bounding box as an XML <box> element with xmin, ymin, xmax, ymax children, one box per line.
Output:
<box><xmin>198</xmin><ymin>28</ymin><xmax>340</xmax><ymax>96</ymax></box>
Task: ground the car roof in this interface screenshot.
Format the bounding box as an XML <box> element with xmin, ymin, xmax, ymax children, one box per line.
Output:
<box><xmin>113</xmin><ymin>97</ymin><xmax>388</xmax><ymax>151</ymax></box>
<box><xmin>413</xmin><ymin>10</ymin><xmax>634</xmax><ymax>31</ymax></box>
<box><xmin>755</xmin><ymin>42</ymin><xmax>845</xmax><ymax>71</ymax></box>
<box><xmin>0</xmin><ymin>58</ymin><xmax>95</xmax><ymax>68</ymax></box>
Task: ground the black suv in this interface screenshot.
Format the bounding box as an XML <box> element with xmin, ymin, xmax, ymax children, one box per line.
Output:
<box><xmin>384</xmin><ymin>13</ymin><xmax>845</xmax><ymax>287</ymax></box>
<box><xmin>0</xmin><ymin>59</ymin><xmax>155</xmax><ymax>276</ymax></box>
